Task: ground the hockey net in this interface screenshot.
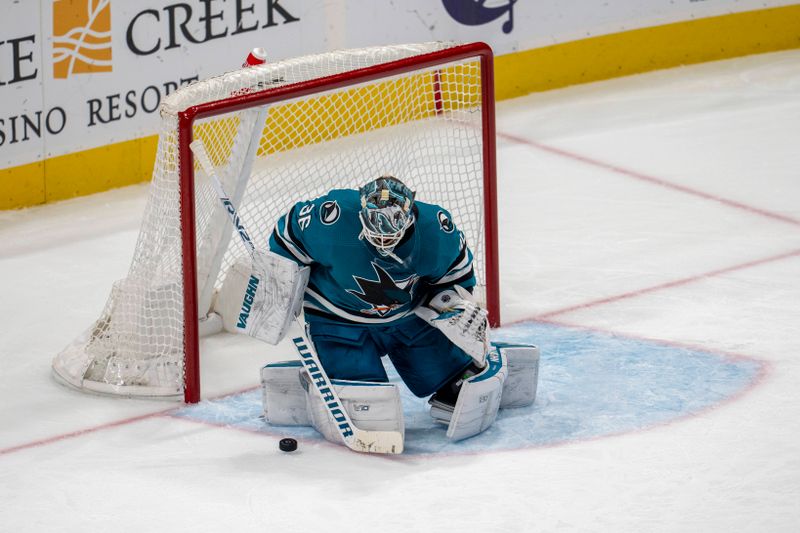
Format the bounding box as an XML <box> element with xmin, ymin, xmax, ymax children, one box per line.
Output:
<box><xmin>53</xmin><ymin>42</ymin><xmax>498</xmax><ymax>402</ymax></box>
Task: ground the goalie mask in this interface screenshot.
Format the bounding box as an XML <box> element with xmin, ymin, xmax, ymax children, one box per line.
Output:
<box><xmin>358</xmin><ymin>176</ymin><xmax>416</xmax><ymax>256</ymax></box>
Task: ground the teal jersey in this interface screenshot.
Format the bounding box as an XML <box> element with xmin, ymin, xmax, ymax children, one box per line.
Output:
<box><xmin>269</xmin><ymin>189</ymin><xmax>475</xmax><ymax>324</ymax></box>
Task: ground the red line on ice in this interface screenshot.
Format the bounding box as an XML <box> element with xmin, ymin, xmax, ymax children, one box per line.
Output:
<box><xmin>533</xmin><ymin>248</ymin><xmax>800</xmax><ymax>319</ymax></box>
<box><xmin>498</xmin><ymin>131</ymin><xmax>800</xmax><ymax>227</ymax></box>
<box><xmin>0</xmin><ymin>386</ymin><xmax>259</xmax><ymax>456</ymax></box>
<box><xmin>0</xmin><ymin>410</ymin><xmax>172</xmax><ymax>456</ymax></box>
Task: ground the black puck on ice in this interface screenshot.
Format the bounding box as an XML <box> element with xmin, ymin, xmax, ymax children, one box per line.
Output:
<box><xmin>279</xmin><ymin>438</ymin><xmax>298</xmax><ymax>452</ymax></box>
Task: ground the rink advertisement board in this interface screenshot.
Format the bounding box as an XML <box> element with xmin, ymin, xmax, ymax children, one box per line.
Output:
<box><xmin>1</xmin><ymin>0</ymin><xmax>799</xmax><ymax>208</ymax></box>
<box><xmin>0</xmin><ymin>0</ymin><xmax>326</xmax><ymax>176</ymax></box>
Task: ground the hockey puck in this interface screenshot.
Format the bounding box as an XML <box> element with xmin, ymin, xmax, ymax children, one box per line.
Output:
<box><xmin>279</xmin><ymin>438</ymin><xmax>298</xmax><ymax>452</ymax></box>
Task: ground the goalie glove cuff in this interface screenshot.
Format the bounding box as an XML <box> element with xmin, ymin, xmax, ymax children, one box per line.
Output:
<box><xmin>415</xmin><ymin>286</ymin><xmax>490</xmax><ymax>365</ymax></box>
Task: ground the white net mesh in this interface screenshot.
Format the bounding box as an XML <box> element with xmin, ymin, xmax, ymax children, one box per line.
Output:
<box><xmin>53</xmin><ymin>42</ymin><xmax>493</xmax><ymax>399</ymax></box>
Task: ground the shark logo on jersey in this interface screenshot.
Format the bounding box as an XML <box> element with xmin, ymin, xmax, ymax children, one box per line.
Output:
<box><xmin>347</xmin><ymin>262</ymin><xmax>418</xmax><ymax>316</ymax></box>
<box><xmin>437</xmin><ymin>210</ymin><xmax>454</xmax><ymax>233</ymax></box>
<box><xmin>320</xmin><ymin>200</ymin><xmax>340</xmax><ymax>225</ymax></box>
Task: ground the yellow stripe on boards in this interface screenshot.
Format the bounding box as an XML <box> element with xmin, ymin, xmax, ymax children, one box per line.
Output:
<box><xmin>3</xmin><ymin>4</ymin><xmax>799</xmax><ymax>210</ymax></box>
<box><xmin>495</xmin><ymin>4</ymin><xmax>800</xmax><ymax>99</ymax></box>
<box><xmin>191</xmin><ymin>66</ymin><xmax>480</xmax><ymax>164</ymax></box>
<box><xmin>1</xmin><ymin>136</ymin><xmax>158</xmax><ymax>210</ymax></box>
<box><xmin>1</xmin><ymin>161</ymin><xmax>44</xmax><ymax>209</ymax></box>
<box><xmin>255</xmin><ymin>70</ymin><xmax>457</xmax><ymax>156</ymax></box>
<box><xmin>44</xmin><ymin>136</ymin><xmax>157</xmax><ymax>204</ymax></box>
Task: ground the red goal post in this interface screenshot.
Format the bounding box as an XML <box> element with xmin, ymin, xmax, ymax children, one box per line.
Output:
<box><xmin>54</xmin><ymin>41</ymin><xmax>499</xmax><ymax>403</ymax></box>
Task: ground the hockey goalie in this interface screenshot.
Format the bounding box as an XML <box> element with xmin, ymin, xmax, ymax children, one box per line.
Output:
<box><xmin>213</xmin><ymin>175</ymin><xmax>539</xmax><ymax>451</ymax></box>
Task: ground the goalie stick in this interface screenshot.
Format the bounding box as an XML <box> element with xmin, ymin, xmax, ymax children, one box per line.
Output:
<box><xmin>190</xmin><ymin>139</ymin><xmax>403</xmax><ymax>454</ymax></box>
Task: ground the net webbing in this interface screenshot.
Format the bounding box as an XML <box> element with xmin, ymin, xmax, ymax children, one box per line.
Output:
<box><xmin>53</xmin><ymin>42</ymin><xmax>491</xmax><ymax>398</ymax></box>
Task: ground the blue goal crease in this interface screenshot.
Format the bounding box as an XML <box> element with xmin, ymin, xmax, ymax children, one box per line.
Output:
<box><xmin>173</xmin><ymin>321</ymin><xmax>763</xmax><ymax>455</ymax></box>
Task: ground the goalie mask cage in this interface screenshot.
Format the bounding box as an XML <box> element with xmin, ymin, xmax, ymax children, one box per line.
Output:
<box><xmin>53</xmin><ymin>41</ymin><xmax>499</xmax><ymax>403</ymax></box>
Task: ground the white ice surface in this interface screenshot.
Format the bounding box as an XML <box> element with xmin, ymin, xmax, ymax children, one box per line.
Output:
<box><xmin>2</xmin><ymin>49</ymin><xmax>799</xmax><ymax>532</ymax></box>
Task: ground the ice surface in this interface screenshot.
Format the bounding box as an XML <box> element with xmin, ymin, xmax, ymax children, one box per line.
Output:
<box><xmin>176</xmin><ymin>323</ymin><xmax>762</xmax><ymax>455</ymax></box>
<box><xmin>1</xmin><ymin>49</ymin><xmax>799</xmax><ymax>532</ymax></box>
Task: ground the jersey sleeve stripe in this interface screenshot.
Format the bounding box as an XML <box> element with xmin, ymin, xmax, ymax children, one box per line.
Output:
<box><xmin>275</xmin><ymin>207</ymin><xmax>313</xmax><ymax>263</ymax></box>
<box><xmin>431</xmin><ymin>245</ymin><xmax>473</xmax><ymax>285</ymax></box>
<box><xmin>284</xmin><ymin>207</ymin><xmax>313</xmax><ymax>259</ymax></box>
<box><xmin>432</xmin><ymin>264</ymin><xmax>474</xmax><ymax>286</ymax></box>
<box><xmin>441</xmin><ymin>268</ymin><xmax>476</xmax><ymax>288</ymax></box>
<box><xmin>444</xmin><ymin>242</ymin><xmax>468</xmax><ymax>274</ymax></box>
<box><xmin>272</xmin><ymin>226</ymin><xmax>312</xmax><ymax>265</ymax></box>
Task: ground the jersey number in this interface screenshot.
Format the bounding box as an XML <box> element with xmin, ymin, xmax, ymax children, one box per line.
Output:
<box><xmin>298</xmin><ymin>204</ymin><xmax>314</xmax><ymax>230</ymax></box>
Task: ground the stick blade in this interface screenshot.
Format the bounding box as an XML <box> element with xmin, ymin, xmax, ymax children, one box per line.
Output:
<box><xmin>348</xmin><ymin>430</ymin><xmax>404</xmax><ymax>454</ymax></box>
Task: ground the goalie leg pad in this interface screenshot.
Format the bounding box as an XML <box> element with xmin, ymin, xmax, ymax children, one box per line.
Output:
<box><xmin>429</xmin><ymin>346</ymin><xmax>507</xmax><ymax>441</ymax></box>
<box><xmin>498</xmin><ymin>343</ymin><xmax>540</xmax><ymax>409</ymax></box>
<box><xmin>261</xmin><ymin>361</ymin><xmax>310</xmax><ymax>426</ymax></box>
<box><xmin>214</xmin><ymin>251</ymin><xmax>309</xmax><ymax>345</ymax></box>
<box><xmin>304</xmin><ymin>376</ymin><xmax>405</xmax><ymax>447</ymax></box>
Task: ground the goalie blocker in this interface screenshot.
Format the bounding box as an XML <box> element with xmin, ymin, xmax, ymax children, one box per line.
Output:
<box><xmin>213</xmin><ymin>251</ymin><xmax>309</xmax><ymax>345</ymax></box>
